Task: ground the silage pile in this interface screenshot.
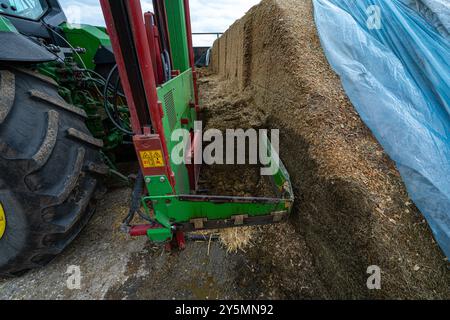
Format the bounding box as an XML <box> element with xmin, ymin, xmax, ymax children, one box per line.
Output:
<box><xmin>205</xmin><ymin>0</ymin><xmax>449</xmax><ymax>299</ymax></box>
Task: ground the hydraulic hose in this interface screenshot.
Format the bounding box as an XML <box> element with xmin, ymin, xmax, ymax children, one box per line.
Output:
<box><xmin>122</xmin><ymin>171</ymin><xmax>145</xmax><ymax>226</ymax></box>
<box><xmin>103</xmin><ymin>65</ymin><xmax>134</xmax><ymax>135</ymax></box>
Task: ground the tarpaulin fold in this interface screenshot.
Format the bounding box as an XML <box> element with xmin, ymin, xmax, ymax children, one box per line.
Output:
<box><xmin>313</xmin><ymin>0</ymin><xmax>450</xmax><ymax>257</ymax></box>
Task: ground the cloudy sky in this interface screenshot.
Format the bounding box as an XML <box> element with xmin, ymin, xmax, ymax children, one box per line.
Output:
<box><xmin>60</xmin><ymin>0</ymin><xmax>260</xmax><ymax>46</ymax></box>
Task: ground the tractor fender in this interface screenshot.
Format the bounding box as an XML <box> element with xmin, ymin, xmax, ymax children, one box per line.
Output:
<box><xmin>0</xmin><ymin>31</ymin><xmax>56</xmax><ymax>63</ymax></box>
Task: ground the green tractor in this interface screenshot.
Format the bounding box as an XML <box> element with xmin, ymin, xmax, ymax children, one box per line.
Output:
<box><xmin>0</xmin><ymin>0</ymin><xmax>130</xmax><ymax>276</ymax></box>
<box><xmin>0</xmin><ymin>0</ymin><xmax>293</xmax><ymax>276</ymax></box>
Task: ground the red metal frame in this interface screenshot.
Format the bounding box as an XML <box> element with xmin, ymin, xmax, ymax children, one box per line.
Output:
<box><xmin>186</xmin><ymin>130</ymin><xmax>202</xmax><ymax>191</ymax></box>
<box><xmin>164</xmin><ymin>231</ymin><xmax>186</xmax><ymax>251</ymax></box>
<box><xmin>100</xmin><ymin>0</ymin><xmax>142</xmax><ymax>134</ymax></box>
<box><xmin>144</xmin><ymin>12</ymin><xmax>164</xmax><ymax>86</ymax></box>
<box><xmin>133</xmin><ymin>132</ymin><xmax>172</xmax><ymax>182</ymax></box>
<box><xmin>130</xmin><ymin>224</ymin><xmax>163</xmax><ymax>237</ymax></box>
<box><xmin>153</xmin><ymin>0</ymin><xmax>173</xmax><ymax>67</ymax></box>
<box><xmin>126</xmin><ymin>1</ymin><xmax>160</xmax><ymax>129</ymax></box>
<box><xmin>127</xmin><ymin>2</ymin><xmax>176</xmax><ymax>189</ymax></box>
<box><xmin>175</xmin><ymin>231</ymin><xmax>186</xmax><ymax>250</ymax></box>
<box><xmin>100</xmin><ymin>0</ymin><xmax>176</xmax><ymax>190</ymax></box>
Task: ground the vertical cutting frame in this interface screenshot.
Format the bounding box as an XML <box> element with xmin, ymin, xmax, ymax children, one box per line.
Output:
<box><xmin>100</xmin><ymin>0</ymin><xmax>294</xmax><ymax>243</ymax></box>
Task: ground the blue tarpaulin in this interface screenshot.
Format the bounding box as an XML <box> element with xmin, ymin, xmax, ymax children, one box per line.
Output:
<box><xmin>400</xmin><ymin>0</ymin><xmax>449</xmax><ymax>39</ymax></box>
<box><xmin>313</xmin><ymin>0</ymin><xmax>450</xmax><ymax>257</ymax></box>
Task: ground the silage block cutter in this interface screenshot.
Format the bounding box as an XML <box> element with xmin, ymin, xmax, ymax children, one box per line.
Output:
<box><xmin>100</xmin><ymin>0</ymin><xmax>294</xmax><ymax>244</ymax></box>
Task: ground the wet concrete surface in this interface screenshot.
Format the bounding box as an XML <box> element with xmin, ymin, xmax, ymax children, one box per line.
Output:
<box><xmin>105</xmin><ymin>241</ymin><xmax>243</xmax><ymax>300</ymax></box>
<box><xmin>0</xmin><ymin>188</ymin><xmax>244</xmax><ymax>300</ymax></box>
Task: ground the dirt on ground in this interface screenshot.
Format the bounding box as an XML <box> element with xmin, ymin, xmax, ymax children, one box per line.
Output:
<box><xmin>208</xmin><ymin>0</ymin><xmax>449</xmax><ymax>299</ymax></box>
<box><xmin>0</xmin><ymin>0</ymin><xmax>448</xmax><ymax>301</ymax></box>
<box><xmin>0</xmin><ymin>186</ymin><xmax>321</xmax><ymax>300</ymax></box>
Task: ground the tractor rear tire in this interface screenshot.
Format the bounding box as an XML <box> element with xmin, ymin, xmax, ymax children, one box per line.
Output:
<box><xmin>0</xmin><ymin>68</ymin><xmax>106</xmax><ymax>276</ymax></box>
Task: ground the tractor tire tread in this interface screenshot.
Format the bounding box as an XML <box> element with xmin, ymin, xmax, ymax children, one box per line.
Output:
<box><xmin>0</xmin><ymin>70</ymin><xmax>15</xmax><ymax>124</ymax></box>
<box><xmin>0</xmin><ymin>68</ymin><xmax>104</xmax><ymax>276</ymax></box>
<box><xmin>31</xmin><ymin>110</ymin><xmax>59</xmax><ymax>170</ymax></box>
<box><xmin>66</xmin><ymin>127</ymin><xmax>104</xmax><ymax>148</ymax></box>
<box><xmin>29</xmin><ymin>89</ymin><xmax>88</xmax><ymax>119</ymax></box>
<box><xmin>13</xmin><ymin>67</ymin><xmax>59</xmax><ymax>88</ymax></box>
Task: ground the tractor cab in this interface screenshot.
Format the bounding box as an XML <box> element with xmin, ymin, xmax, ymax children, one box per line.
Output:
<box><xmin>0</xmin><ymin>0</ymin><xmax>66</xmax><ymax>40</ymax></box>
<box><xmin>0</xmin><ymin>0</ymin><xmax>49</xmax><ymax>20</ymax></box>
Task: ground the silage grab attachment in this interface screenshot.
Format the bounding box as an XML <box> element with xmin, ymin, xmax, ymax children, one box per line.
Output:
<box><xmin>100</xmin><ymin>0</ymin><xmax>294</xmax><ymax>243</ymax></box>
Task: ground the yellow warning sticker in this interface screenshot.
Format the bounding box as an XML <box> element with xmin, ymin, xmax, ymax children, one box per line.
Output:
<box><xmin>140</xmin><ymin>150</ymin><xmax>165</xmax><ymax>168</ymax></box>
<box><xmin>0</xmin><ymin>203</ymin><xmax>6</xmax><ymax>240</ymax></box>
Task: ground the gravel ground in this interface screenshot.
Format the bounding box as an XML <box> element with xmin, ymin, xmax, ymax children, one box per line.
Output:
<box><xmin>0</xmin><ymin>185</ymin><xmax>318</xmax><ymax>300</ymax></box>
<box><xmin>0</xmin><ymin>188</ymin><xmax>247</xmax><ymax>300</ymax></box>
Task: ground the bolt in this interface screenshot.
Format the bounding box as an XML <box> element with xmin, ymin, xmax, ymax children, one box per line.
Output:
<box><xmin>145</xmin><ymin>177</ymin><xmax>151</xmax><ymax>184</ymax></box>
<box><xmin>160</xmin><ymin>177</ymin><xmax>166</xmax><ymax>183</ymax></box>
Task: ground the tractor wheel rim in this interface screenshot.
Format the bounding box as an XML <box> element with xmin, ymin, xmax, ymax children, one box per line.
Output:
<box><xmin>0</xmin><ymin>203</ymin><xmax>6</xmax><ymax>240</ymax></box>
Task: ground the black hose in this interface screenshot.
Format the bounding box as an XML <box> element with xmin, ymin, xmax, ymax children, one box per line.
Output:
<box><xmin>123</xmin><ymin>171</ymin><xmax>145</xmax><ymax>225</ymax></box>
<box><xmin>137</xmin><ymin>210</ymin><xmax>153</xmax><ymax>223</ymax></box>
<box><xmin>42</xmin><ymin>22</ymin><xmax>88</xmax><ymax>69</ymax></box>
<box><xmin>186</xmin><ymin>234</ymin><xmax>220</xmax><ymax>241</ymax></box>
<box><xmin>113</xmin><ymin>73</ymin><xmax>122</xmax><ymax>118</ymax></box>
<box><xmin>103</xmin><ymin>65</ymin><xmax>134</xmax><ymax>135</ymax></box>
<box><xmin>162</xmin><ymin>50</ymin><xmax>172</xmax><ymax>83</ymax></box>
<box><xmin>87</xmin><ymin>77</ymin><xmax>109</xmax><ymax>88</ymax></box>
<box><xmin>80</xmin><ymin>69</ymin><xmax>107</xmax><ymax>82</ymax></box>
<box><xmin>82</xmin><ymin>69</ymin><xmax>127</xmax><ymax>99</ymax></box>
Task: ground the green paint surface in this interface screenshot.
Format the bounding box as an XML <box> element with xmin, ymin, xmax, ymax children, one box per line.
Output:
<box><xmin>60</xmin><ymin>23</ymin><xmax>111</xmax><ymax>70</ymax></box>
<box><xmin>165</xmin><ymin>0</ymin><xmax>190</xmax><ymax>72</ymax></box>
<box><xmin>157</xmin><ymin>68</ymin><xmax>196</xmax><ymax>195</ymax></box>
<box><xmin>144</xmin><ymin>66</ymin><xmax>294</xmax><ymax>239</ymax></box>
<box><xmin>0</xmin><ymin>16</ymin><xmax>17</xmax><ymax>32</ymax></box>
<box><xmin>145</xmin><ymin>195</ymin><xmax>291</xmax><ymax>224</ymax></box>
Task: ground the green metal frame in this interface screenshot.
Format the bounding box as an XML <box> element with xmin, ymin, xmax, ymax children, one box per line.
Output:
<box><xmin>157</xmin><ymin>68</ymin><xmax>196</xmax><ymax>194</ymax></box>
<box><xmin>165</xmin><ymin>0</ymin><xmax>190</xmax><ymax>73</ymax></box>
<box><xmin>60</xmin><ymin>23</ymin><xmax>111</xmax><ymax>70</ymax></box>
<box><xmin>141</xmin><ymin>69</ymin><xmax>294</xmax><ymax>242</ymax></box>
